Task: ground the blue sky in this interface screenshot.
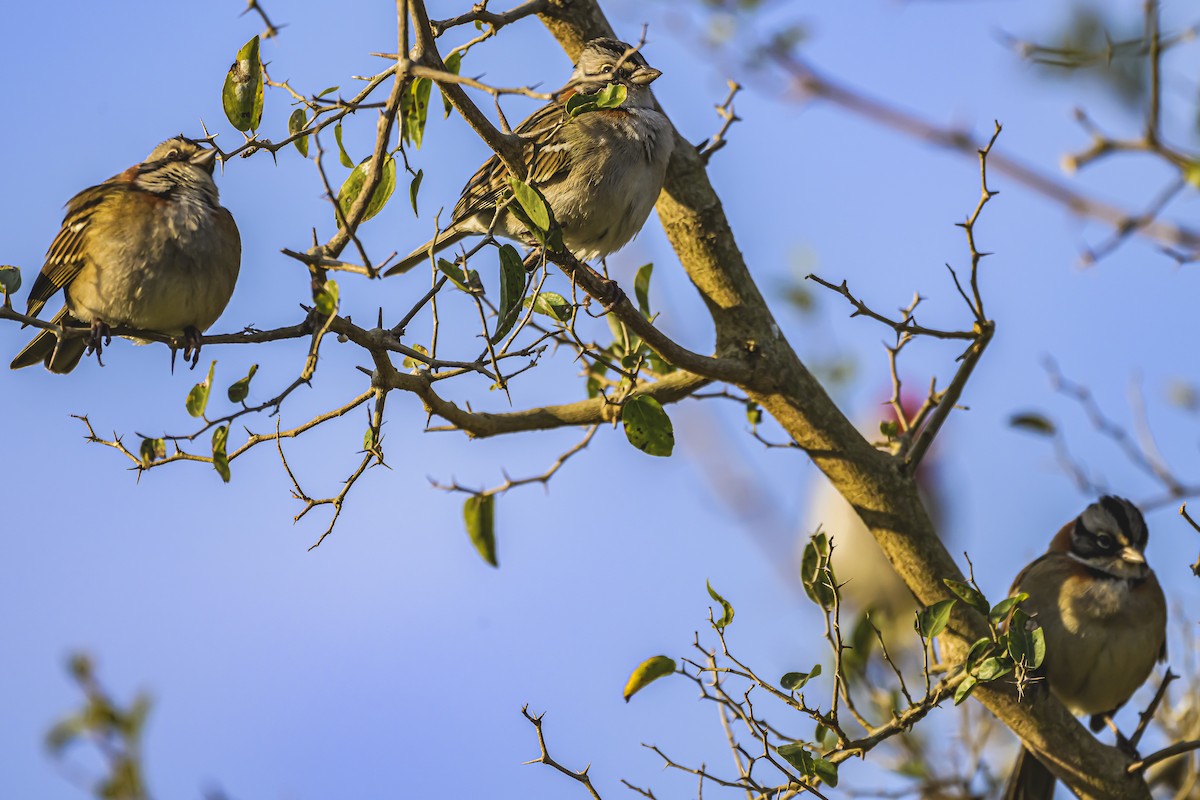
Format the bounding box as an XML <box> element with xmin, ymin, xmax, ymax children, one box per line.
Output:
<box><xmin>4</xmin><ymin>1</ymin><xmax>1200</xmax><ymax>798</ymax></box>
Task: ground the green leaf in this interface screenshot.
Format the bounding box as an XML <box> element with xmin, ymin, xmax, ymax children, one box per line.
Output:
<box><xmin>954</xmin><ymin>674</ymin><xmax>978</xmax><ymax>705</ymax></box>
<box><xmin>623</xmin><ymin>655</ymin><xmax>676</xmax><ymax>702</ymax></box>
<box><xmin>409</xmin><ymin>168</ymin><xmax>423</xmax><ymax>217</ymax></box>
<box><xmin>916</xmin><ymin>598</ymin><xmax>956</xmax><ymax>638</ymax></box>
<box><xmin>1028</xmin><ymin>625</ymin><xmax>1046</xmax><ymax>669</ymax></box>
<box><xmin>879</xmin><ymin>419</ymin><xmax>900</xmax><ymax>439</ymax></box>
<box><xmin>1009</xmin><ymin>412</ymin><xmax>1056</xmax><ymax>436</ymax></box>
<box><xmin>943</xmin><ymin>579</ymin><xmax>989</xmax><ymax>615</ymax></box>
<box><xmin>315</xmin><ymin>85</ymin><xmax>339</xmax><ymax>99</ymax></box>
<box><xmin>314</xmin><ymin>280</ymin><xmax>339</xmax><ymax>317</ymax></box>
<box><xmin>1186</xmin><ymin>161</ymin><xmax>1200</xmax><ymax>189</ymax></box>
<box><xmin>336</xmin><ymin>155</ymin><xmax>396</xmax><ymax>225</ymax></box>
<box><xmin>492</xmin><ymin>244</ymin><xmax>527</xmax><ymax>343</ymax></box>
<box><xmin>436</xmin><ymin>258</ymin><xmax>481</xmax><ymax>293</ymax></box>
<box><xmin>843</xmin><ymin>612</ymin><xmax>876</xmax><ymax>674</ymax></box>
<box><xmin>186</xmin><ymin>361</ymin><xmax>216</xmax><ymax>418</ymax></box>
<box><xmin>973</xmin><ymin>657</ymin><xmax>1011</xmax><ymax>682</ymax></box>
<box><xmin>706</xmin><ymin>580</ymin><xmax>734</xmax><ymax>629</ymax></box>
<box><xmin>363</xmin><ymin>426</ymin><xmax>376</xmax><ymax>450</ymax></box>
<box><xmin>0</xmin><ymin>264</ymin><xmax>21</xmax><ymax>294</ymax></box>
<box><xmin>800</xmin><ymin>531</ymin><xmax>837</xmax><ymax>610</ymax></box>
<box><xmin>463</xmin><ymin>493</ymin><xmax>497</xmax><ymax>567</ymax></box>
<box><xmin>621</xmin><ymin>395</ymin><xmax>674</xmax><ymax>457</ymax></box>
<box><xmin>964</xmin><ymin>636</ymin><xmax>993</xmax><ymax>673</ymax></box>
<box><xmin>812</xmin><ymin>756</ymin><xmax>839</xmax><ymax>787</ymax></box>
<box><xmin>138</xmin><ymin>438</ymin><xmax>165</xmax><ymax>467</ymax></box>
<box><xmin>566</xmin><ymin>83</ymin><xmax>627</xmax><ymax>117</ymax></box>
<box><xmin>781</xmin><ymin>664</ymin><xmax>821</xmax><ymax>691</ymax></box>
<box><xmin>227</xmin><ymin>364</ymin><xmax>258</xmax><ymax>403</ymax></box>
<box><xmin>211</xmin><ymin>425</ymin><xmax>231</xmax><ymax>483</ymax></box>
<box><xmin>334</xmin><ymin>123</ymin><xmax>353</xmax><ymax>168</ymax></box>
<box><xmin>45</xmin><ymin>712</ymin><xmax>90</xmax><ymax>754</ymax></box>
<box><xmin>508</xmin><ymin>178</ymin><xmax>551</xmax><ymax>233</ymax></box>
<box><xmin>402</xmin><ymin>77</ymin><xmax>432</xmax><ymax>148</ymax></box>
<box><xmin>441</xmin><ymin>51</ymin><xmax>463</xmax><ymax>118</ymax></box>
<box><xmin>222</xmin><ymin>35</ymin><xmax>263</xmax><ymax>132</ymax></box>
<box><xmin>402</xmin><ymin>343</ymin><xmax>429</xmax><ymax>371</ymax></box>
<box><xmin>1007</xmin><ymin>612</ymin><xmax>1046</xmax><ymax>669</ymax></box>
<box><xmin>988</xmin><ymin>592</ymin><xmax>1028</xmax><ymax>625</ymax></box>
<box><xmin>288</xmin><ymin>108</ymin><xmax>309</xmax><ymax>157</ymax></box>
<box><xmin>524</xmin><ymin>291</ymin><xmax>572</xmax><ymax>322</ymax></box>
<box><xmin>746</xmin><ymin>402</ymin><xmax>763</xmax><ymax>426</ymax></box>
<box><xmin>776</xmin><ymin>742</ymin><xmax>814</xmax><ymax>776</ymax></box>
<box><xmin>634</xmin><ymin>263</ymin><xmax>654</xmax><ymax>317</ymax></box>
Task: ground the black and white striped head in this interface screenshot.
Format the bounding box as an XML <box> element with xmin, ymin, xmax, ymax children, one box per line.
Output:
<box><xmin>570</xmin><ymin>38</ymin><xmax>662</xmax><ymax>101</ymax></box>
<box><xmin>1067</xmin><ymin>496</ymin><xmax>1152</xmax><ymax>580</ymax></box>
<box><xmin>133</xmin><ymin>137</ymin><xmax>221</xmax><ymax>201</ymax></box>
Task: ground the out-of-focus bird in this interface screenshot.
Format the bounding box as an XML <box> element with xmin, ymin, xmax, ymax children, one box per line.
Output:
<box><xmin>1003</xmin><ymin>496</ymin><xmax>1167</xmax><ymax>800</ymax></box>
<box><xmin>11</xmin><ymin>136</ymin><xmax>241</xmax><ymax>373</ymax></box>
<box><xmin>802</xmin><ymin>396</ymin><xmax>947</xmax><ymax>652</ymax></box>
<box><xmin>385</xmin><ymin>37</ymin><xmax>673</xmax><ymax>276</ymax></box>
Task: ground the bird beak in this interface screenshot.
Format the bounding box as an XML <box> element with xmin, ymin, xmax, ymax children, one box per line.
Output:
<box><xmin>629</xmin><ymin>66</ymin><xmax>662</xmax><ymax>86</ymax></box>
<box><xmin>190</xmin><ymin>147</ymin><xmax>219</xmax><ymax>174</ymax></box>
<box><xmin>1119</xmin><ymin>546</ymin><xmax>1146</xmax><ymax>565</ymax></box>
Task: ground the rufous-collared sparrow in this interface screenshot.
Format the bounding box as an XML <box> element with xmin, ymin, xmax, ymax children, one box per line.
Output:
<box><xmin>11</xmin><ymin>136</ymin><xmax>241</xmax><ymax>373</ymax></box>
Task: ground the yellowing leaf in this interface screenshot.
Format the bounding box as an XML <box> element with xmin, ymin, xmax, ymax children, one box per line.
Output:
<box><xmin>222</xmin><ymin>36</ymin><xmax>263</xmax><ymax>132</ymax></box>
<box><xmin>463</xmin><ymin>494</ymin><xmax>497</xmax><ymax>567</ymax></box>
<box><xmin>186</xmin><ymin>361</ymin><xmax>217</xmax><ymax>418</ymax></box>
<box><xmin>335</xmin><ymin>156</ymin><xmax>396</xmax><ymax>226</ymax></box>
<box><xmin>623</xmin><ymin>655</ymin><xmax>675</xmax><ymax>702</ymax></box>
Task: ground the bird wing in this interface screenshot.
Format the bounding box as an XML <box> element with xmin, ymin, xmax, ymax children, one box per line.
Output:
<box><xmin>26</xmin><ymin>180</ymin><xmax>131</xmax><ymax>320</ymax></box>
<box><xmin>451</xmin><ymin>96</ymin><xmax>576</xmax><ymax>223</ymax></box>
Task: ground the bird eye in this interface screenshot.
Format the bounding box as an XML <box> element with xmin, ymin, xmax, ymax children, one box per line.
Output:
<box><xmin>600</xmin><ymin>64</ymin><xmax>614</xmax><ymax>73</ymax></box>
<box><xmin>1094</xmin><ymin>533</ymin><xmax>1115</xmax><ymax>549</ymax></box>
<box><xmin>165</xmin><ymin>149</ymin><xmax>180</xmax><ymax>160</ymax></box>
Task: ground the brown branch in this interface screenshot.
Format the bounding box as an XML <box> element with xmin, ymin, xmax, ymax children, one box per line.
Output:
<box><xmin>521</xmin><ymin>706</ymin><xmax>604</xmax><ymax>800</ymax></box>
<box><xmin>772</xmin><ymin>49</ymin><xmax>1200</xmax><ymax>256</ymax></box>
<box><xmin>531</xmin><ymin>3</ymin><xmax>1152</xmax><ymax>796</ymax></box>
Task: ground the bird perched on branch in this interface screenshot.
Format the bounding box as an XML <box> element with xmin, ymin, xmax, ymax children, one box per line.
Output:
<box><xmin>802</xmin><ymin>394</ymin><xmax>948</xmax><ymax>654</ymax></box>
<box><xmin>10</xmin><ymin>136</ymin><xmax>241</xmax><ymax>373</ymax></box>
<box><xmin>386</xmin><ymin>37</ymin><xmax>674</xmax><ymax>276</ymax></box>
<box><xmin>1003</xmin><ymin>495</ymin><xmax>1167</xmax><ymax>800</ymax></box>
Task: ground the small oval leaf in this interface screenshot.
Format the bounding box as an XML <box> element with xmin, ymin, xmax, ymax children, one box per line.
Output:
<box><xmin>288</xmin><ymin>109</ymin><xmax>309</xmax><ymax>157</ymax></box>
<box><xmin>402</xmin><ymin>77</ymin><xmax>432</xmax><ymax>148</ymax></box>
<box><xmin>707</xmin><ymin>580</ymin><xmax>735</xmax><ymax>629</ymax></box>
<box><xmin>463</xmin><ymin>493</ymin><xmax>497</xmax><ymax>567</ymax></box>
<box><xmin>314</xmin><ymin>280</ymin><xmax>339</xmax><ymax>317</ymax></box>
<box><xmin>186</xmin><ymin>361</ymin><xmax>217</xmax><ymax>418</ymax></box>
<box><xmin>211</xmin><ymin>425</ymin><xmax>231</xmax><ymax>483</ymax></box>
<box><xmin>916</xmin><ymin>598</ymin><xmax>956</xmax><ymax>638</ymax></box>
<box><xmin>943</xmin><ymin>578</ymin><xmax>989</xmax><ymax>615</ymax></box>
<box><xmin>622</xmin><ymin>395</ymin><xmax>674</xmax><ymax>457</ymax></box>
<box><xmin>334</xmin><ymin>123</ymin><xmax>354</xmax><ymax>168</ymax></box>
<box><xmin>623</xmin><ymin>655</ymin><xmax>675</xmax><ymax>702</ymax></box>
<box><xmin>567</xmin><ymin>83</ymin><xmax>627</xmax><ymax>117</ymax></box>
<box><xmin>492</xmin><ymin>244</ymin><xmax>527</xmax><ymax>343</ymax></box>
<box><xmin>634</xmin><ymin>263</ymin><xmax>653</xmax><ymax>317</ymax></box>
<box><xmin>227</xmin><ymin>364</ymin><xmax>258</xmax><ymax>404</ymax></box>
<box><xmin>139</xmin><ymin>437</ymin><xmax>166</xmax><ymax>467</ymax></box>
<box><xmin>509</xmin><ymin>178</ymin><xmax>550</xmax><ymax>233</ymax></box>
<box><xmin>222</xmin><ymin>36</ymin><xmax>263</xmax><ymax>132</ymax></box>
<box><xmin>524</xmin><ymin>291</ymin><xmax>572</xmax><ymax>321</ymax></box>
<box><xmin>336</xmin><ymin>156</ymin><xmax>397</xmax><ymax>226</ymax></box>
<box><xmin>409</xmin><ymin>168</ymin><xmax>423</xmax><ymax>217</ymax></box>
<box><xmin>0</xmin><ymin>264</ymin><xmax>21</xmax><ymax>294</ymax></box>
<box><xmin>1009</xmin><ymin>412</ymin><xmax>1056</xmax><ymax>436</ymax></box>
